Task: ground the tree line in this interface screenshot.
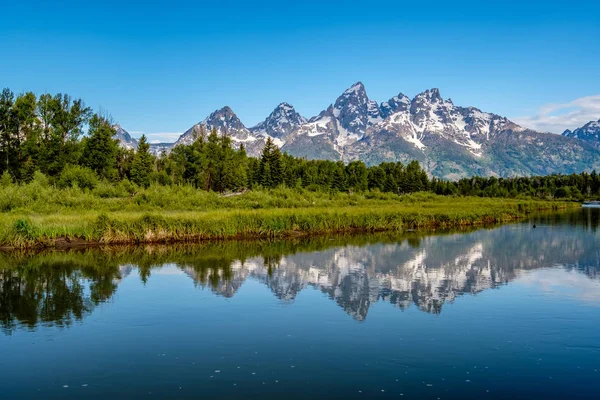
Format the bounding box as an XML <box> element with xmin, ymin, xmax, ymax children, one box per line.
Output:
<box><xmin>1</xmin><ymin>88</ymin><xmax>599</xmax><ymax>200</ymax></box>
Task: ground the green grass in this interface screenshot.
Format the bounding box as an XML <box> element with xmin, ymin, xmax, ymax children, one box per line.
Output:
<box><xmin>0</xmin><ymin>181</ymin><xmax>575</xmax><ymax>248</ymax></box>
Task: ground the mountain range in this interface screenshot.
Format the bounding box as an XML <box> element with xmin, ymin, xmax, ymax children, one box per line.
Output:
<box><xmin>562</xmin><ymin>119</ymin><xmax>600</xmax><ymax>144</ymax></box>
<box><xmin>115</xmin><ymin>83</ymin><xmax>600</xmax><ymax>179</ymax></box>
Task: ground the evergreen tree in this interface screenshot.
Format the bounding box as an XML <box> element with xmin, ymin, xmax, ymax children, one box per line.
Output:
<box><xmin>345</xmin><ymin>161</ymin><xmax>368</xmax><ymax>192</ymax></box>
<box><xmin>219</xmin><ymin>132</ymin><xmax>245</xmax><ymax>192</ymax></box>
<box><xmin>333</xmin><ymin>161</ymin><xmax>347</xmax><ymax>192</ymax></box>
<box><xmin>0</xmin><ymin>88</ymin><xmax>17</xmax><ymax>176</ymax></box>
<box><xmin>259</xmin><ymin>138</ymin><xmax>283</xmax><ymax>188</ymax></box>
<box><xmin>367</xmin><ymin>166</ymin><xmax>385</xmax><ymax>191</ymax></box>
<box><xmin>14</xmin><ymin>92</ymin><xmax>40</xmax><ymax>181</ymax></box>
<box><xmin>204</xmin><ymin>128</ymin><xmax>223</xmax><ymax>191</ymax></box>
<box><xmin>116</xmin><ymin>147</ymin><xmax>135</xmax><ymax>180</ymax></box>
<box><xmin>82</xmin><ymin>115</ymin><xmax>119</xmax><ymax>179</ymax></box>
<box><xmin>130</xmin><ymin>135</ymin><xmax>154</xmax><ymax>187</ymax></box>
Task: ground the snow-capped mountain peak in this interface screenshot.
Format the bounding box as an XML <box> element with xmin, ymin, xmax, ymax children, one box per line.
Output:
<box><xmin>123</xmin><ymin>81</ymin><xmax>600</xmax><ymax>179</ymax></box>
<box><xmin>562</xmin><ymin>119</ymin><xmax>600</xmax><ymax>144</ymax></box>
<box><xmin>344</xmin><ymin>81</ymin><xmax>366</xmax><ymax>95</ymax></box>
<box><xmin>380</xmin><ymin>93</ymin><xmax>411</xmax><ymax>119</ymax></box>
<box><xmin>249</xmin><ymin>102</ymin><xmax>307</xmax><ymax>144</ymax></box>
<box><xmin>332</xmin><ymin>82</ymin><xmax>372</xmax><ymax>147</ymax></box>
<box><xmin>367</xmin><ymin>100</ymin><xmax>383</xmax><ymax>125</ymax></box>
<box><xmin>176</xmin><ymin>106</ymin><xmax>257</xmax><ymax>148</ymax></box>
<box><xmin>201</xmin><ymin>106</ymin><xmax>246</xmax><ymax>132</ymax></box>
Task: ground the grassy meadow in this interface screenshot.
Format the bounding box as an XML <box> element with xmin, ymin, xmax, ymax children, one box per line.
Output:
<box><xmin>0</xmin><ymin>178</ymin><xmax>574</xmax><ymax>248</ymax></box>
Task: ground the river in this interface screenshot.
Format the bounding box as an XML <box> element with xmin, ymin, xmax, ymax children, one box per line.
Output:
<box><xmin>0</xmin><ymin>209</ymin><xmax>599</xmax><ymax>399</ymax></box>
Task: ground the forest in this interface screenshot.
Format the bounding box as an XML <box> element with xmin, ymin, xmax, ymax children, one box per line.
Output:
<box><xmin>1</xmin><ymin>87</ymin><xmax>599</xmax><ymax>201</ymax></box>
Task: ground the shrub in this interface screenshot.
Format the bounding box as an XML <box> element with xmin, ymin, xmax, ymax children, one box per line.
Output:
<box><xmin>118</xmin><ymin>179</ymin><xmax>137</xmax><ymax>196</ymax></box>
<box><xmin>31</xmin><ymin>171</ymin><xmax>50</xmax><ymax>188</ymax></box>
<box><xmin>0</xmin><ymin>171</ymin><xmax>14</xmax><ymax>187</ymax></box>
<box><xmin>150</xmin><ymin>171</ymin><xmax>173</xmax><ymax>186</ymax></box>
<box><xmin>554</xmin><ymin>187</ymin><xmax>570</xmax><ymax>198</ymax></box>
<box><xmin>93</xmin><ymin>181</ymin><xmax>128</xmax><ymax>198</ymax></box>
<box><xmin>58</xmin><ymin>165</ymin><xmax>99</xmax><ymax>190</ymax></box>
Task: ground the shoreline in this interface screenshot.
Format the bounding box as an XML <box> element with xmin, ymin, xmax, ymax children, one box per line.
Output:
<box><xmin>0</xmin><ymin>199</ymin><xmax>575</xmax><ymax>250</ymax></box>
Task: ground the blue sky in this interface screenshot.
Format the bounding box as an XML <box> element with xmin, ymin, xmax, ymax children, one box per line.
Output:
<box><xmin>2</xmin><ymin>0</ymin><xmax>599</xmax><ymax>141</ymax></box>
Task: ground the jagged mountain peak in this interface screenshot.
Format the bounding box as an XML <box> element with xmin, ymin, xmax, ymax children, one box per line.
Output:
<box><xmin>197</xmin><ymin>106</ymin><xmax>247</xmax><ymax>134</ymax></box>
<box><xmin>111</xmin><ymin>124</ymin><xmax>138</xmax><ymax>150</ymax></box>
<box><xmin>380</xmin><ymin>93</ymin><xmax>411</xmax><ymax>119</ymax></box>
<box><xmin>249</xmin><ymin>102</ymin><xmax>307</xmax><ymax>141</ymax></box>
<box><xmin>203</xmin><ymin>106</ymin><xmax>239</xmax><ymax>123</ymax></box>
<box><xmin>146</xmin><ymin>81</ymin><xmax>600</xmax><ymax>180</ymax></box>
<box><xmin>337</xmin><ymin>82</ymin><xmax>368</xmax><ymax>103</ymax></box>
<box><xmin>176</xmin><ymin>105</ymin><xmax>255</xmax><ymax>149</ymax></box>
<box><xmin>276</xmin><ymin>101</ymin><xmax>294</xmax><ymax>109</ymax></box>
<box><xmin>330</xmin><ymin>82</ymin><xmax>373</xmax><ymax>146</ymax></box>
<box><xmin>344</xmin><ymin>81</ymin><xmax>366</xmax><ymax>94</ymax></box>
<box><xmin>412</xmin><ymin>88</ymin><xmax>444</xmax><ymax>105</ymax></box>
<box><xmin>562</xmin><ymin>119</ymin><xmax>600</xmax><ymax>143</ymax></box>
<box><xmin>269</xmin><ymin>102</ymin><xmax>302</xmax><ymax>118</ymax></box>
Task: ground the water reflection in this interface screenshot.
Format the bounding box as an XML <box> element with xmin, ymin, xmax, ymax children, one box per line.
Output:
<box><xmin>0</xmin><ymin>261</ymin><xmax>126</xmax><ymax>334</ymax></box>
<box><xmin>0</xmin><ymin>209</ymin><xmax>598</xmax><ymax>332</ymax></box>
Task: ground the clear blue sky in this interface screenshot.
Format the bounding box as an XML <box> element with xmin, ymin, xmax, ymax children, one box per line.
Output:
<box><xmin>2</xmin><ymin>0</ymin><xmax>599</xmax><ymax>140</ymax></box>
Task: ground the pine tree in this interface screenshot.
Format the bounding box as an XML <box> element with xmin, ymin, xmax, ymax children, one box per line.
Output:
<box><xmin>82</xmin><ymin>115</ymin><xmax>119</xmax><ymax>179</ymax></box>
<box><xmin>333</xmin><ymin>161</ymin><xmax>347</xmax><ymax>192</ymax></box>
<box><xmin>130</xmin><ymin>135</ymin><xmax>154</xmax><ymax>187</ymax></box>
<box><xmin>345</xmin><ymin>161</ymin><xmax>368</xmax><ymax>192</ymax></box>
<box><xmin>0</xmin><ymin>88</ymin><xmax>17</xmax><ymax>176</ymax></box>
<box><xmin>368</xmin><ymin>166</ymin><xmax>385</xmax><ymax>191</ymax></box>
<box><xmin>204</xmin><ymin>128</ymin><xmax>223</xmax><ymax>191</ymax></box>
<box><xmin>259</xmin><ymin>138</ymin><xmax>283</xmax><ymax>188</ymax></box>
<box><xmin>270</xmin><ymin>146</ymin><xmax>283</xmax><ymax>187</ymax></box>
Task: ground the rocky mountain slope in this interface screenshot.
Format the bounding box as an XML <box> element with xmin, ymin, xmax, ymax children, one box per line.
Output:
<box><xmin>115</xmin><ymin>83</ymin><xmax>600</xmax><ymax>179</ymax></box>
<box><xmin>113</xmin><ymin>124</ymin><xmax>138</xmax><ymax>150</ymax></box>
<box><xmin>563</xmin><ymin>119</ymin><xmax>600</xmax><ymax>146</ymax></box>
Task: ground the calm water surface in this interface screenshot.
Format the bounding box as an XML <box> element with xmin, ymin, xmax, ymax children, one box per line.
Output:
<box><xmin>1</xmin><ymin>210</ymin><xmax>599</xmax><ymax>399</ymax></box>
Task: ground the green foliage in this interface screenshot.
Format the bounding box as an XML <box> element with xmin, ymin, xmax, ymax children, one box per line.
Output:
<box><xmin>82</xmin><ymin>115</ymin><xmax>119</xmax><ymax>179</ymax></box>
<box><xmin>1</xmin><ymin>86</ymin><xmax>598</xmax><ymax>212</ymax></box>
<box><xmin>150</xmin><ymin>170</ymin><xmax>173</xmax><ymax>186</ymax></box>
<box><xmin>259</xmin><ymin>138</ymin><xmax>283</xmax><ymax>188</ymax></box>
<box><xmin>58</xmin><ymin>165</ymin><xmax>99</xmax><ymax>190</ymax></box>
<box><xmin>130</xmin><ymin>135</ymin><xmax>153</xmax><ymax>187</ymax></box>
<box><xmin>31</xmin><ymin>170</ymin><xmax>50</xmax><ymax>188</ymax></box>
<box><xmin>0</xmin><ymin>171</ymin><xmax>14</xmax><ymax>187</ymax></box>
<box><xmin>0</xmin><ymin>193</ymin><xmax>572</xmax><ymax>248</ymax></box>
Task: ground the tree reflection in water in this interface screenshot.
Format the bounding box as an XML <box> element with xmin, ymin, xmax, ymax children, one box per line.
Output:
<box><xmin>0</xmin><ymin>209</ymin><xmax>598</xmax><ymax>333</ymax></box>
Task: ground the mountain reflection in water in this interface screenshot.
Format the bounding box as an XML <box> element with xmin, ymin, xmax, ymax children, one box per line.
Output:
<box><xmin>1</xmin><ymin>209</ymin><xmax>598</xmax><ymax>333</ymax></box>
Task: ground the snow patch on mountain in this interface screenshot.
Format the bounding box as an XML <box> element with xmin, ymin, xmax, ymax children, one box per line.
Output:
<box><xmin>115</xmin><ymin>81</ymin><xmax>600</xmax><ymax>179</ymax></box>
<box><xmin>249</xmin><ymin>102</ymin><xmax>307</xmax><ymax>143</ymax></box>
<box><xmin>563</xmin><ymin>119</ymin><xmax>600</xmax><ymax>143</ymax></box>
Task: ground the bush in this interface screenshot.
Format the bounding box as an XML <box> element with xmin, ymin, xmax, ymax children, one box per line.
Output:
<box><xmin>150</xmin><ymin>171</ymin><xmax>173</xmax><ymax>186</ymax></box>
<box><xmin>118</xmin><ymin>179</ymin><xmax>137</xmax><ymax>196</ymax></box>
<box><xmin>0</xmin><ymin>171</ymin><xmax>14</xmax><ymax>187</ymax></box>
<box><xmin>554</xmin><ymin>187</ymin><xmax>570</xmax><ymax>198</ymax></box>
<box><xmin>93</xmin><ymin>181</ymin><xmax>128</xmax><ymax>198</ymax></box>
<box><xmin>58</xmin><ymin>165</ymin><xmax>99</xmax><ymax>190</ymax></box>
<box><xmin>31</xmin><ymin>171</ymin><xmax>50</xmax><ymax>188</ymax></box>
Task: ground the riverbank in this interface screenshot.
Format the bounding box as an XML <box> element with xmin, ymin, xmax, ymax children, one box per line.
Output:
<box><xmin>0</xmin><ymin>191</ymin><xmax>574</xmax><ymax>248</ymax></box>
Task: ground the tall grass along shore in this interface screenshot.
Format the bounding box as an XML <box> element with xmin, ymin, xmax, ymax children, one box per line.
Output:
<box><xmin>0</xmin><ymin>180</ymin><xmax>572</xmax><ymax>248</ymax></box>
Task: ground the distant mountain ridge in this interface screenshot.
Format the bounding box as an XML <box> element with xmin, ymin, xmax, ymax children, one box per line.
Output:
<box><xmin>113</xmin><ymin>124</ymin><xmax>138</xmax><ymax>150</ymax></box>
<box><xmin>562</xmin><ymin>119</ymin><xmax>600</xmax><ymax>145</ymax></box>
<box><xmin>115</xmin><ymin>83</ymin><xmax>600</xmax><ymax>179</ymax></box>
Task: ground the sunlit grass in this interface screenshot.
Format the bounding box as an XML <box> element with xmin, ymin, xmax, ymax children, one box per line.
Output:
<box><xmin>0</xmin><ymin>184</ymin><xmax>573</xmax><ymax>248</ymax></box>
